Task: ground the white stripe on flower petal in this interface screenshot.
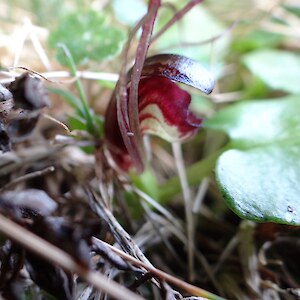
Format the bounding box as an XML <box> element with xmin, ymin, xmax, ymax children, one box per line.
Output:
<box><xmin>139</xmin><ymin>104</ymin><xmax>191</xmax><ymax>142</ymax></box>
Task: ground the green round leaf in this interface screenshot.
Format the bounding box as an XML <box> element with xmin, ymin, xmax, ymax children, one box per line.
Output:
<box><xmin>205</xmin><ymin>96</ymin><xmax>300</xmax><ymax>148</ymax></box>
<box><xmin>205</xmin><ymin>95</ymin><xmax>300</xmax><ymax>225</ymax></box>
<box><xmin>216</xmin><ymin>146</ymin><xmax>300</xmax><ymax>225</ymax></box>
<box><xmin>48</xmin><ymin>10</ymin><xmax>126</xmax><ymax>66</ymax></box>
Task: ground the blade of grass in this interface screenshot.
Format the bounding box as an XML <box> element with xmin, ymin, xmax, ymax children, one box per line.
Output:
<box><xmin>48</xmin><ymin>87</ymin><xmax>84</xmax><ymax>116</ymax></box>
<box><xmin>131</xmin><ymin>186</ymin><xmax>182</xmax><ymax>231</ymax></box>
<box><xmin>57</xmin><ymin>44</ymin><xmax>95</xmax><ymax>135</ymax></box>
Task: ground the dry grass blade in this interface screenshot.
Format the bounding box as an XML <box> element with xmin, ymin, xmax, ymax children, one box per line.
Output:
<box><xmin>172</xmin><ymin>142</ymin><xmax>195</xmax><ymax>281</ymax></box>
<box><xmin>0</xmin><ymin>166</ymin><xmax>55</xmax><ymax>192</ymax></box>
<box><xmin>238</xmin><ymin>221</ymin><xmax>261</xmax><ymax>296</ymax></box>
<box><xmin>131</xmin><ymin>186</ymin><xmax>182</xmax><ymax>231</ymax></box>
<box><xmin>86</xmin><ymin>187</ymin><xmax>154</xmax><ymax>268</ymax></box>
<box><xmin>93</xmin><ymin>238</ymin><xmax>226</xmax><ymax>300</ymax></box>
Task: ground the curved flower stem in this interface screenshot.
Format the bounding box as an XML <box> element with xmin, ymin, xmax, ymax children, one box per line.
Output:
<box><xmin>151</xmin><ymin>0</ymin><xmax>205</xmax><ymax>43</ymax></box>
<box><xmin>116</xmin><ymin>0</ymin><xmax>161</xmax><ymax>173</ymax></box>
<box><xmin>128</xmin><ymin>0</ymin><xmax>161</xmax><ymax>142</ymax></box>
<box><xmin>172</xmin><ymin>142</ymin><xmax>194</xmax><ymax>281</ymax></box>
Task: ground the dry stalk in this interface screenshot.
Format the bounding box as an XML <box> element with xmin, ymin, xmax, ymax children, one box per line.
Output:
<box><xmin>93</xmin><ymin>238</ymin><xmax>226</xmax><ymax>300</ymax></box>
<box><xmin>172</xmin><ymin>142</ymin><xmax>195</xmax><ymax>281</ymax></box>
<box><xmin>0</xmin><ymin>166</ymin><xmax>55</xmax><ymax>192</ymax></box>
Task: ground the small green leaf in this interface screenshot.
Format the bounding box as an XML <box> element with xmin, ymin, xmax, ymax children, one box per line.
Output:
<box><xmin>204</xmin><ymin>95</ymin><xmax>300</xmax><ymax>225</ymax></box>
<box><xmin>48</xmin><ymin>10</ymin><xmax>125</xmax><ymax>66</ymax></box>
<box><xmin>130</xmin><ymin>167</ymin><xmax>159</xmax><ymax>201</ymax></box>
<box><xmin>68</xmin><ymin>115</ymin><xmax>87</xmax><ymax>131</ymax></box>
<box><xmin>243</xmin><ymin>49</ymin><xmax>300</xmax><ymax>94</ymax></box>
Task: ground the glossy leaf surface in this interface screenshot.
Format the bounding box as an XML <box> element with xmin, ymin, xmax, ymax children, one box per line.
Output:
<box><xmin>205</xmin><ymin>95</ymin><xmax>300</xmax><ymax>225</ymax></box>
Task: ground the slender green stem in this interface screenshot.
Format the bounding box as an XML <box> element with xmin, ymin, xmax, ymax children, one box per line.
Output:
<box><xmin>58</xmin><ymin>44</ymin><xmax>95</xmax><ymax>135</ymax></box>
<box><xmin>159</xmin><ymin>146</ymin><xmax>228</xmax><ymax>202</ymax></box>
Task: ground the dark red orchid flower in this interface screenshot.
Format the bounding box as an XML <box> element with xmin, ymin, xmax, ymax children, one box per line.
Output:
<box><xmin>104</xmin><ymin>54</ymin><xmax>215</xmax><ymax>172</ymax></box>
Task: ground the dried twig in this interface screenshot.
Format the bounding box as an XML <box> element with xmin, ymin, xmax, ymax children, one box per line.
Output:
<box><xmin>0</xmin><ymin>70</ymin><xmax>119</xmax><ymax>85</ymax></box>
<box><xmin>93</xmin><ymin>238</ymin><xmax>226</xmax><ymax>300</ymax></box>
<box><xmin>0</xmin><ymin>166</ymin><xmax>55</xmax><ymax>192</ymax></box>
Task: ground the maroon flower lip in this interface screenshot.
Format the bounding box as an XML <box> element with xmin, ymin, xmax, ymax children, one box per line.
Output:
<box><xmin>104</xmin><ymin>54</ymin><xmax>215</xmax><ymax>172</ymax></box>
<box><xmin>138</xmin><ymin>76</ymin><xmax>202</xmax><ymax>142</ymax></box>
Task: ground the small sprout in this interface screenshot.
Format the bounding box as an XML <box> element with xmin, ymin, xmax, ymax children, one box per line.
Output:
<box><xmin>105</xmin><ymin>54</ymin><xmax>215</xmax><ymax>171</ymax></box>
